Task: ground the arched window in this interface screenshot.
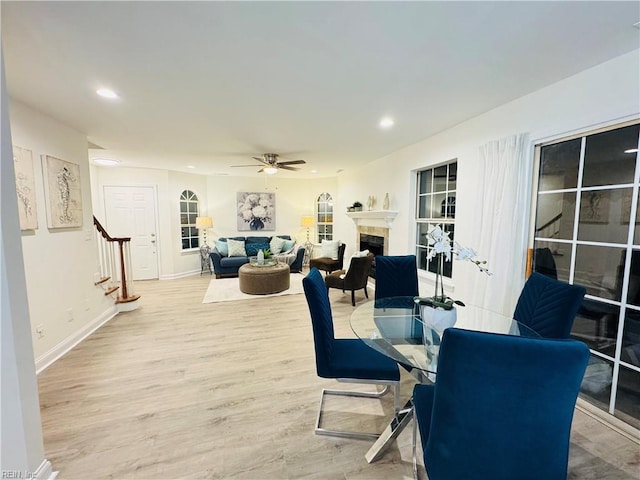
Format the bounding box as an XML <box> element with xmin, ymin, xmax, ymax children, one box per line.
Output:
<box><xmin>316</xmin><ymin>192</ymin><xmax>334</xmax><ymax>242</ymax></box>
<box><xmin>180</xmin><ymin>189</ymin><xmax>199</xmax><ymax>250</ymax></box>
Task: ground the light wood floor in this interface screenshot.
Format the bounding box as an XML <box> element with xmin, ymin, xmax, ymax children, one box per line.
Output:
<box><xmin>37</xmin><ymin>273</ymin><xmax>640</xmax><ymax>479</ymax></box>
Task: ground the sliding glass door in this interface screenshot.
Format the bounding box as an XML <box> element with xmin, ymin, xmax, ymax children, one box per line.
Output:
<box><xmin>532</xmin><ymin>121</ymin><xmax>640</xmax><ymax>429</ymax></box>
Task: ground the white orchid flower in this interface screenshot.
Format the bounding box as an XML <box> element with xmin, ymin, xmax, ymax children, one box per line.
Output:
<box><xmin>454</xmin><ymin>243</ymin><xmax>477</xmax><ymax>261</ymax></box>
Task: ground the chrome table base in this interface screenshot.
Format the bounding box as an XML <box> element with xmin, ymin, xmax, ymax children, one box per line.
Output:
<box><xmin>365</xmin><ymin>398</ymin><xmax>414</xmax><ymax>463</ymax></box>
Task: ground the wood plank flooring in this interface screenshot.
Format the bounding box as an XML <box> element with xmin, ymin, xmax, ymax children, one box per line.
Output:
<box><xmin>37</xmin><ymin>273</ymin><xmax>640</xmax><ymax>479</ymax></box>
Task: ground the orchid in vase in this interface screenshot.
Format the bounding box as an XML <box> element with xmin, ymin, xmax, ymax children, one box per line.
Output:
<box><xmin>421</xmin><ymin>225</ymin><xmax>492</xmax><ymax>310</ymax></box>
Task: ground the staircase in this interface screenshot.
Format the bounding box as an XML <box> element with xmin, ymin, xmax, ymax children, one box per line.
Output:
<box><xmin>93</xmin><ymin>216</ymin><xmax>140</xmax><ymax>309</ymax></box>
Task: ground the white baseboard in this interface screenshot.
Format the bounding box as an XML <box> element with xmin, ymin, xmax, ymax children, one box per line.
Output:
<box><xmin>34</xmin><ymin>459</ymin><xmax>57</xmax><ymax>480</ymax></box>
<box><xmin>159</xmin><ymin>269</ymin><xmax>201</xmax><ymax>280</ymax></box>
<box><xmin>576</xmin><ymin>397</ymin><xmax>640</xmax><ymax>444</ymax></box>
<box><xmin>35</xmin><ymin>306</ymin><xmax>118</xmax><ymax>374</ymax></box>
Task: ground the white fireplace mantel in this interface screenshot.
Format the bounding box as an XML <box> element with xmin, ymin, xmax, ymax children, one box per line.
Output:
<box><xmin>346</xmin><ymin>210</ymin><xmax>399</xmax><ymax>228</ymax></box>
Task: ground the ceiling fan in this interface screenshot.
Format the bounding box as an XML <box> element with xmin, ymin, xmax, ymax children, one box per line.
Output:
<box><xmin>231</xmin><ymin>153</ymin><xmax>306</xmax><ymax>174</ymax></box>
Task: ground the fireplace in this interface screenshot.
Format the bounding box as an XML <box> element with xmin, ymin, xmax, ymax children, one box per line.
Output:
<box><xmin>360</xmin><ymin>234</ymin><xmax>385</xmax><ymax>278</ymax></box>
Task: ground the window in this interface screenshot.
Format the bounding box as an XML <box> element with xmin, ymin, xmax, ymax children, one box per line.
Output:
<box><xmin>532</xmin><ymin>121</ymin><xmax>640</xmax><ymax>429</ymax></box>
<box><xmin>180</xmin><ymin>189</ymin><xmax>200</xmax><ymax>250</ymax></box>
<box><xmin>415</xmin><ymin>162</ymin><xmax>457</xmax><ymax>277</ymax></box>
<box><xmin>316</xmin><ymin>193</ymin><xmax>334</xmax><ymax>242</ymax></box>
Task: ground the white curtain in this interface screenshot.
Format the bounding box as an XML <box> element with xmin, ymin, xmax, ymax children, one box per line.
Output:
<box><xmin>468</xmin><ymin>133</ymin><xmax>532</xmax><ymax>315</ymax></box>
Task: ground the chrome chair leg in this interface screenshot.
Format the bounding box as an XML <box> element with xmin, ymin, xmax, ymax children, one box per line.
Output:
<box><xmin>315</xmin><ymin>379</ymin><xmax>400</xmax><ymax>440</ymax></box>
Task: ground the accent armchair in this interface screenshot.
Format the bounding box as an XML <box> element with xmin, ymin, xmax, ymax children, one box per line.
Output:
<box><xmin>309</xmin><ymin>243</ymin><xmax>346</xmax><ymax>275</ymax></box>
<box><xmin>324</xmin><ymin>253</ymin><xmax>374</xmax><ymax>306</ymax></box>
<box><xmin>302</xmin><ymin>268</ymin><xmax>400</xmax><ymax>439</ymax></box>
<box><xmin>413</xmin><ymin>328</ymin><xmax>589</xmax><ymax>480</ymax></box>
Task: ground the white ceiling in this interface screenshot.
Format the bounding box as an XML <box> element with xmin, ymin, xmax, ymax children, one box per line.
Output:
<box><xmin>2</xmin><ymin>1</ymin><xmax>639</xmax><ymax>178</ymax></box>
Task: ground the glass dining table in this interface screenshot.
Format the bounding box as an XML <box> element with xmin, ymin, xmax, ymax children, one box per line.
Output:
<box><xmin>350</xmin><ymin>297</ymin><xmax>540</xmax><ymax>463</ymax></box>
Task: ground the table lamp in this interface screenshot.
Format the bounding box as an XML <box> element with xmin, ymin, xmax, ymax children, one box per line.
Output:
<box><xmin>196</xmin><ymin>216</ymin><xmax>213</xmax><ymax>245</ymax></box>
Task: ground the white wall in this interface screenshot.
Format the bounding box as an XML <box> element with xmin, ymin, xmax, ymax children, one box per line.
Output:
<box><xmin>205</xmin><ymin>174</ymin><xmax>338</xmax><ymax>244</ymax></box>
<box><xmin>93</xmin><ymin>166</ymin><xmax>338</xmax><ymax>278</ymax></box>
<box><xmin>9</xmin><ymin>100</ymin><xmax>116</xmax><ymax>364</ymax></box>
<box><xmin>1</xmin><ymin>55</ymin><xmax>49</xmax><ymax>480</ymax></box>
<box><xmin>336</xmin><ymin>49</ymin><xmax>640</xmax><ymax>312</ymax></box>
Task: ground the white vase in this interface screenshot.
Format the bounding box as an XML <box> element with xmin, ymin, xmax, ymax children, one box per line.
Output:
<box><xmin>420</xmin><ymin>305</ymin><xmax>457</xmax><ymax>332</ymax></box>
<box><xmin>383</xmin><ymin>193</ymin><xmax>390</xmax><ymax>210</ymax></box>
<box><xmin>257</xmin><ymin>249</ymin><xmax>264</xmax><ymax>265</ymax></box>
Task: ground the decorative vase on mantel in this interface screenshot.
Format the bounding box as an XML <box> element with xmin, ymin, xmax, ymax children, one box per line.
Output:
<box><xmin>383</xmin><ymin>193</ymin><xmax>390</xmax><ymax>210</ymax></box>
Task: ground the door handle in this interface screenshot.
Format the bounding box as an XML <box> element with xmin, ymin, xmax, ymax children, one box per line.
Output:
<box><xmin>151</xmin><ymin>240</ymin><xmax>156</xmax><ymax>244</ymax></box>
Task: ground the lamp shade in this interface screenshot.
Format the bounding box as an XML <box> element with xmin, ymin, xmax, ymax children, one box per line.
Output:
<box><xmin>195</xmin><ymin>216</ymin><xmax>213</xmax><ymax>229</ymax></box>
<box><xmin>301</xmin><ymin>215</ymin><xmax>315</xmax><ymax>227</ymax></box>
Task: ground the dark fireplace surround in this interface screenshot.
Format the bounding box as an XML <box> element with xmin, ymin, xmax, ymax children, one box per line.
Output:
<box><xmin>359</xmin><ymin>233</ymin><xmax>384</xmax><ymax>278</ymax></box>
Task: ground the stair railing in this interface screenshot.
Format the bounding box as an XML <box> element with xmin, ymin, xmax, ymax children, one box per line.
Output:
<box><xmin>93</xmin><ymin>216</ymin><xmax>140</xmax><ymax>304</ymax></box>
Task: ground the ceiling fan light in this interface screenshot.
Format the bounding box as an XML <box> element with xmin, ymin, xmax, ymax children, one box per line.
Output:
<box><xmin>264</xmin><ymin>166</ymin><xmax>278</xmax><ymax>175</ymax></box>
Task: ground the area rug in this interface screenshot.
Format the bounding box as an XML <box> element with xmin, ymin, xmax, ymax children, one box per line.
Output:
<box><xmin>202</xmin><ymin>273</ymin><xmax>306</xmax><ymax>304</ymax></box>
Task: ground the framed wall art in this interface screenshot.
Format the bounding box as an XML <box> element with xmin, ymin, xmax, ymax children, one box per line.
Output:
<box><xmin>237</xmin><ymin>192</ymin><xmax>275</xmax><ymax>231</ymax></box>
<box><xmin>579</xmin><ymin>190</ymin><xmax>610</xmax><ymax>224</ymax></box>
<box><xmin>42</xmin><ymin>154</ymin><xmax>83</xmax><ymax>228</ymax></box>
<box><xmin>13</xmin><ymin>145</ymin><xmax>38</xmax><ymax>230</ymax></box>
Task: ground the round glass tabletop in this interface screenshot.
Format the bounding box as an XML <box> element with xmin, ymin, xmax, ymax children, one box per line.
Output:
<box><xmin>350</xmin><ymin>296</ymin><xmax>540</xmax><ymax>375</ymax></box>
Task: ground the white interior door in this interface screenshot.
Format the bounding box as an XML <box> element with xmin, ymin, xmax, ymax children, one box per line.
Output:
<box><xmin>103</xmin><ymin>185</ymin><xmax>158</xmax><ymax>280</ymax></box>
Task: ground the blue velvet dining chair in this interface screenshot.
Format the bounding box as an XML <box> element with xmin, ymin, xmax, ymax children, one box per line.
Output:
<box><xmin>412</xmin><ymin>328</ymin><xmax>589</xmax><ymax>480</ymax></box>
<box><xmin>513</xmin><ymin>272</ymin><xmax>586</xmax><ymax>339</ymax></box>
<box><xmin>303</xmin><ymin>268</ymin><xmax>401</xmax><ymax>440</ymax></box>
<box><xmin>374</xmin><ymin>255</ymin><xmax>419</xmax><ymax>308</ymax></box>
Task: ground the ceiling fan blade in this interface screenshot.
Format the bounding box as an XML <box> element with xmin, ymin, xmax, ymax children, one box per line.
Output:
<box><xmin>278</xmin><ymin>160</ymin><xmax>306</xmax><ymax>166</ymax></box>
<box><xmin>278</xmin><ymin>165</ymin><xmax>300</xmax><ymax>171</ymax></box>
<box><xmin>252</xmin><ymin>156</ymin><xmax>269</xmax><ymax>164</ymax></box>
<box><xmin>232</xmin><ymin>164</ymin><xmax>261</xmax><ymax>167</ymax></box>
<box><xmin>257</xmin><ymin>167</ymin><xmax>265</xmax><ymax>173</ymax></box>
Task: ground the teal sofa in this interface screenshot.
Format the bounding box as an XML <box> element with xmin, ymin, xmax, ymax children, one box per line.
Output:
<box><xmin>210</xmin><ymin>235</ymin><xmax>305</xmax><ymax>278</ymax></box>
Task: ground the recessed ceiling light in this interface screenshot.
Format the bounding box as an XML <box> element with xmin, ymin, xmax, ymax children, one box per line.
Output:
<box><xmin>96</xmin><ymin>88</ymin><xmax>119</xmax><ymax>99</ymax></box>
<box><xmin>187</xmin><ymin>165</ymin><xmax>196</xmax><ymax>169</ymax></box>
<box><xmin>93</xmin><ymin>158</ymin><xmax>120</xmax><ymax>166</ymax></box>
<box><xmin>379</xmin><ymin>117</ymin><xmax>394</xmax><ymax>129</ymax></box>
<box><xmin>624</xmin><ymin>148</ymin><xmax>639</xmax><ymax>154</ymax></box>
<box><xmin>311</xmin><ymin>170</ymin><xmax>318</xmax><ymax>174</ymax></box>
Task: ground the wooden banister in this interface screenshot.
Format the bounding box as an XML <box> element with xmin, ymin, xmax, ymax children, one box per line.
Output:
<box><xmin>93</xmin><ymin>216</ymin><xmax>139</xmax><ymax>304</ymax></box>
<box><xmin>93</xmin><ymin>216</ymin><xmax>131</xmax><ymax>243</ymax></box>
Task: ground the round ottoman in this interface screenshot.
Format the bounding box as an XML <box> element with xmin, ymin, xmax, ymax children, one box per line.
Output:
<box><xmin>238</xmin><ymin>262</ymin><xmax>291</xmax><ymax>295</ymax></box>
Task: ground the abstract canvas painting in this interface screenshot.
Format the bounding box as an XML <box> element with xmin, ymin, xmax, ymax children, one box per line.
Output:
<box><xmin>237</xmin><ymin>192</ymin><xmax>275</xmax><ymax>231</ymax></box>
<box><xmin>13</xmin><ymin>145</ymin><xmax>38</xmax><ymax>230</ymax></box>
<box><xmin>42</xmin><ymin>155</ymin><xmax>83</xmax><ymax>228</ymax></box>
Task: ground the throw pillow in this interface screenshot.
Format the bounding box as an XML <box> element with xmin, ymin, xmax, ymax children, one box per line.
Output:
<box><xmin>227</xmin><ymin>239</ymin><xmax>247</xmax><ymax>257</ymax></box>
<box><xmin>245</xmin><ymin>242</ymin><xmax>270</xmax><ymax>256</ymax></box>
<box><xmin>281</xmin><ymin>239</ymin><xmax>296</xmax><ymax>254</ymax></box>
<box><xmin>320</xmin><ymin>240</ymin><xmax>340</xmax><ymax>260</ymax></box>
<box><xmin>269</xmin><ymin>236</ymin><xmax>286</xmax><ymax>254</ymax></box>
<box><xmin>214</xmin><ymin>239</ymin><xmax>229</xmax><ymax>257</ymax></box>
